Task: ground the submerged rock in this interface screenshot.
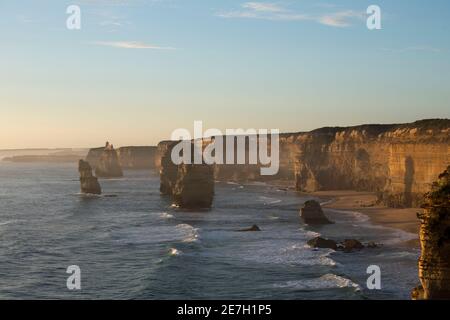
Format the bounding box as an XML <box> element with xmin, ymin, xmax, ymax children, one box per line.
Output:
<box><xmin>78</xmin><ymin>160</ymin><xmax>101</xmax><ymax>195</ymax></box>
<box><xmin>307</xmin><ymin>237</ymin><xmax>337</xmax><ymax>250</ymax></box>
<box><xmin>172</xmin><ymin>163</ymin><xmax>215</xmax><ymax>209</ymax></box>
<box><xmin>95</xmin><ymin>142</ymin><xmax>123</xmax><ymax>178</ymax></box>
<box><xmin>300</xmin><ymin>200</ymin><xmax>333</xmax><ymax>225</ymax></box>
<box><xmin>237</xmin><ymin>225</ymin><xmax>261</xmax><ymax>232</ymax></box>
<box><xmin>342</xmin><ymin>239</ymin><xmax>364</xmax><ymax>252</ymax></box>
<box><xmin>412</xmin><ymin>166</ymin><xmax>450</xmax><ymax>300</ymax></box>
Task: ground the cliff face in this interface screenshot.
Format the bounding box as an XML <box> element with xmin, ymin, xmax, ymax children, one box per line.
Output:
<box><xmin>117</xmin><ymin>146</ymin><xmax>157</xmax><ymax>169</ymax></box>
<box><xmin>293</xmin><ymin>120</ymin><xmax>449</xmax><ymax>207</ymax></box>
<box><xmin>154</xmin><ymin>119</ymin><xmax>449</xmax><ymax>208</ymax></box>
<box><xmin>78</xmin><ymin>160</ymin><xmax>101</xmax><ymax>195</ymax></box>
<box><xmin>94</xmin><ymin>143</ymin><xmax>123</xmax><ymax>178</ymax></box>
<box><xmin>87</xmin><ymin>146</ymin><xmax>157</xmax><ymax>170</ymax></box>
<box><xmin>158</xmin><ymin>141</ymin><xmax>179</xmax><ymax>195</ymax></box>
<box><xmin>412</xmin><ymin>166</ymin><xmax>450</xmax><ymax>300</ymax></box>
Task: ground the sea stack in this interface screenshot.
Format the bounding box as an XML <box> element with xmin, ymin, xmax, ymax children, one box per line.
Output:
<box><xmin>300</xmin><ymin>200</ymin><xmax>333</xmax><ymax>225</ymax></box>
<box><xmin>94</xmin><ymin>142</ymin><xmax>123</xmax><ymax>178</ymax></box>
<box><xmin>172</xmin><ymin>163</ymin><xmax>215</xmax><ymax>209</ymax></box>
<box><xmin>412</xmin><ymin>166</ymin><xmax>450</xmax><ymax>300</ymax></box>
<box><xmin>158</xmin><ymin>141</ymin><xmax>179</xmax><ymax>195</ymax></box>
<box><xmin>78</xmin><ymin>160</ymin><xmax>101</xmax><ymax>195</ymax></box>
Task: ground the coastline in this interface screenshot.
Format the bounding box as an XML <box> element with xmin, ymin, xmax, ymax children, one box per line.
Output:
<box><xmin>310</xmin><ymin>190</ymin><xmax>421</xmax><ymax>248</ymax></box>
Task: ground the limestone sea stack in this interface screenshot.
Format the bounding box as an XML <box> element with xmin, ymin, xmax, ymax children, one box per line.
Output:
<box><xmin>300</xmin><ymin>200</ymin><xmax>333</xmax><ymax>225</ymax></box>
<box><xmin>78</xmin><ymin>160</ymin><xmax>101</xmax><ymax>195</ymax></box>
<box><xmin>172</xmin><ymin>163</ymin><xmax>215</xmax><ymax>209</ymax></box>
<box><xmin>94</xmin><ymin>142</ymin><xmax>123</xmax><ymax>178</ymax></box>
<box><xmin>158</xmin><ymin>141</ymin><xmax>179</xmax><ymax>195</ymax></box>
<box><xmin>412</xmin><ymin>166</ymin><xmax>450</xmax><ymax>300</ymax></box>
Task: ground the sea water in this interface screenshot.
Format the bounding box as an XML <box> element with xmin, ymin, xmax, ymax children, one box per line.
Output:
<box><xmin>0</xmin><ymin>162</ymin><xmax>419</xmax><ymax>299</ymax></box>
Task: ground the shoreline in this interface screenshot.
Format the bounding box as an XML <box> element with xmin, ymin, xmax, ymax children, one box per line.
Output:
<box><xmin>310</xmin><ymin>190</ymin><xmax>421</xmax><ymax>248</ymax></box>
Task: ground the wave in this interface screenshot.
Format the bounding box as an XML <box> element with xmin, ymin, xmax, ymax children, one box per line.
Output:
<box><xmin>273</xmin><ymin>274</ymin><xmax>360</xmax><ymax>291</ymax></box>
<box><xmin>169</xmin><ymin>247</ymin><xmax>182</xmax><ymax>256</ymax></box>
<box><xmin>159</xmin><ymin>212</ymin><xmax>174</xmax><ymax>219</ymax></box>
<box><xmin>176</xmin><ymin>224</ymin><xmax>200</xmax><ymax>243</ymax></box>
<box><xmin>0</xmin><ymin>219</ymin><xmax>21</xmax><ymax>226</ymax></box>
<box><xmin>257</xmin><ymin>196</ymin><xmax>282</xmax><ymax>205</ymax></box>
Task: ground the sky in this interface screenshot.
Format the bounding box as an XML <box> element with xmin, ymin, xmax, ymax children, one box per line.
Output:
<box><xmin>0</xmin><ymin>0</ymin><xmax>449</xmax><ymax>149</ymax></box>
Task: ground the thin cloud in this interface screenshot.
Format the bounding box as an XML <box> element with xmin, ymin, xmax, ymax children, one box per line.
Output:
<box><xmin>93</xmin><ymin>41</ymin><xmax>176</xmax><ymax>50</ymax></box>
<box><xmin>217</xmin><ymin>2</ymin><xmax>364</xmax><ymax>27</ymax></box>
<box><xmin>319</xmin><ymin>11</ymin><xmax>364</xmax><ymax>27</ymax></box>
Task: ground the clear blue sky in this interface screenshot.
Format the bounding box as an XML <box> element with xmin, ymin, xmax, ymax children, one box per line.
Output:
<box><xmin>1</xmin><ymin>0</ymin><xmax>449</xmax><ymax>148</ymax></box>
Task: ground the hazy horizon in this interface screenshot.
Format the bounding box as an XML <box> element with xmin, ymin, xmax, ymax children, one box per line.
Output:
<box><xmin>1</xmin><ymin>0</ymin><xmax>450</xmax><ymax>149</ymax></box>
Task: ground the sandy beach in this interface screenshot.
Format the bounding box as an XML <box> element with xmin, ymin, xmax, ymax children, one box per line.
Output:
<box><xmin>311</xmin><ymin>190</ymin><xmax>421</xmax><ymax>247</ymax></box>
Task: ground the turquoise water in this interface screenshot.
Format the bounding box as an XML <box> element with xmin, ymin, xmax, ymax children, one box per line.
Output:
<box><xmin>0</xmin><ymin>162</ymin><xmax>419</xmax><ymax>299</ymax></box>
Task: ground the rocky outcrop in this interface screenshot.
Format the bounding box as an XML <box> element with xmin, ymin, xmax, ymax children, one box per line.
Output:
<box><xmin>158</xmin><ymin>140</ymin><xmax>215</xmax><ymax>208</ymax></box>
<box><xmin>158</xmin><ymin>141</ymin><xmax>179</xmax><ymax>195</ymax></box>
<box><xmin>87</xmin><ymin>145</ymin><xmax>156</xmax><ymax>170</ymax></box>
<box><xmin>78</xmin><ymin>160</ymin><xmax>101</xmax><ymax>195</ymax></box>
<box><xmin>342</xmin><ymin>239</ymin><xmax>364</xmax><ymax>252</ymax></box>
<box><xmin>412</xmin><ymin>166</ymin><xmax>450</xmax><ymax>300</ymax></box>
<box><xmin>307</xmin><ymin>237</ymin><xmax>337</xmax><ymax>250</ymax></box>
<box><xmin>172</xmin><ymin>164</ymin><xmax>215</xmax><ymax>209</ymax></box>
<box><xmin>93</xmin><ymin>142</ymin><xmax>123</xmax><ymax>178</ymax></box>
<box><xmin>300</xmin><ymin>200</ymin><xmax>333</xmax><ymax>225</ymax></box>
<box><xmin>237</xmin><ymin>225</ymin><xmax>261</xmax><ymax>232</ymax></box>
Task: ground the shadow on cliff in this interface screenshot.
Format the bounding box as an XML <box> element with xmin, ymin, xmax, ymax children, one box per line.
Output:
<box><xmin>404</xmin><ymin>156</ymin><xmax>415</xmax><ymax>207</ymax></box>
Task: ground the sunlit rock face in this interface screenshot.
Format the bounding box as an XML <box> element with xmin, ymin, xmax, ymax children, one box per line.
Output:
<box><xmin>116</xmin><ymin>146</ymin><xmax>157</xmax><ymax>169</ymax></box>
<box><xmin>94</xmin><ymin>143</ymin><xmax>123</xmax><ymax>178</ymax></box>
<box><xmin>154</xmin><ymin>120</ymin><xmax>449</xmax><ymax>208</ymax></box>
<box><xmin>87</xmin><ymin>145</ymin><xmax>157</xmax><ymax>170</ymax></box>
<box><xmin>78</xmin><ymin>160</ymin><xmax>101</xmax><ymax>195</ymax></box>
<box><xmin>412</xmin><ymin>166</ymin><xmax>450</xmax><ymax>300</ymax></box>
<box><xmin>293</xmin><ymin>120</ymin><xmax>449</xmax><ymax>208</ymax></box>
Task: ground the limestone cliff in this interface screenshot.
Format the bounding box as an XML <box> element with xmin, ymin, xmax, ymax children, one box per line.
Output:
<box><xmin>78</xmin><ymin>160</ymin><xmax>101</xmax><ymax>195</ymax></box>
<box><xmin>117</xmin><ymin>146</ymin><xmax>157</xmax><ymax>169</ymax></box>
<box><xmin>158</xmin><ymin>141</ymin><xmax>179</xmax><ymax>195</ymax></box>
<box><xmin>87</xmin><ymin>145</ymin><xmax>157</xmax><ymax>170</ymax></box>
<box><xmin>412</xmin><ymin>166</ymin><xmax>450</xmax><ymax>300</ymax></box>
<box><xmin>292</xmin><ymin>119</ymin><xmax>449</xmax><ymax>207</ymax></box>
<box><xmin>94</xmin><ymin>143</ymin><xmax>123</xmax><ymax>178</ymax></box>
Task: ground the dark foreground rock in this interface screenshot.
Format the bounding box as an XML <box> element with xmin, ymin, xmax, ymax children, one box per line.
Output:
<box><xmin>237</xmin><ymin>225</ymin><xmax>261</xmax><ymax>232</ymax></box>
<box><xmin>95</xmin><ymin>142</ymin><xmax>123</xmax><ymax>178</ymax></box>
<box><xmin>307</xmin><ymin>237</ymin><xmax>337</xmax><ymax>250</ymax></box>
<box><xmin>172</xmin><ymin>163</ymin><xmax>215</xmax><ymax>209</ymax></box>
<box><xmin>78</xmin><ymin>160</ymin><xmax>101</xmax><ymax>195</ymax></box>
<box><xmin>412</xmin><ymin>165</ymin><xmax>450</xmax><ymax>300</ymax></box>
<box><xmin>300</xmin><ymin>200</ymin><xmax>333</xmax><ymax>225</ymax></box>
<box><xmin>342</xmin><ymin>239</ymin><xmax>365</xmax><ymax>252</ymax></box>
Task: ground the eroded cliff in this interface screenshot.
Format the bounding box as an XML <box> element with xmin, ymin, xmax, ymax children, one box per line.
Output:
<box><xmin>412</xmin><ymin>166</ymin><xmax>450</xmax><ymax>300</ymax></box>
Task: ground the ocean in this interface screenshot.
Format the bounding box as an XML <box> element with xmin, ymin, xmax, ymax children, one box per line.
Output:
<box><xmin>0</xmin><ymin>162</ymin><xmax>419</xmax><ymax>299</ymax></box>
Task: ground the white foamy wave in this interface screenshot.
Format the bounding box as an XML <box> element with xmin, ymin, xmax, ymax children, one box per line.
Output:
<box><xmin>0</xmin><ymin>219</ymin><xmax>20</xmax><ymax>226</ymax></box>
<box><xmin>258</xmin><ymin>196</ymin><xmax>282</xmax><ymax>205</ymax></box>
<box><xmin>237</xmin><ymin>240</ymin><xmax>337</xmax><ymax>267</ymax></box>
<box><xmin>273</xmin><ymin>274</ymin><xmax>360</xmax><ymax>291</ymax></box>
<box><xmin>176</xmin><ymin>224</ymin><xmax>200</xmax><ymax>243</ymax></box>
<box><xmin>169</xmin><ymin>247</ymin><xmax>182</xmax><ymax>256</ymax></box>
<box><xmin>159</xmin><ymin>212</ymin><xmax>174</xmax><ymax>219</ymax></box>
